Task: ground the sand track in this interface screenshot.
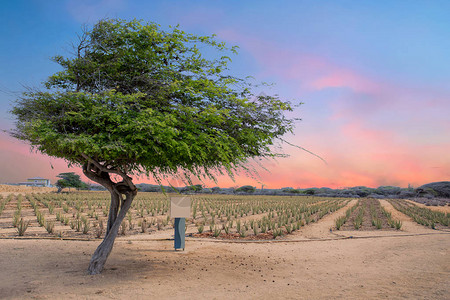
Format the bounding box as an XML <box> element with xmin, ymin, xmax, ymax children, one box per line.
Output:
<box><xmin>0</xmin><ymin>231</ymin><xmax>448</xmax><ymax>299</ymax></box>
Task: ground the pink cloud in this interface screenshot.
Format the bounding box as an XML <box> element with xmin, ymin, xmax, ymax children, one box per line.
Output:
<box><xmin>0</xmin><ymin>132</ymin><xmax>82</xmax><ymax>184</ymax></box>
<box><xmin>308</xmin><ymin>69</ymin><xmax>380</xmax><ymax>93</ymax></box>
<box><xmin>214</xmin><ymin>29</ymin><xmax>450</xmax><ymax>186</ymax></box>
<box><xmin>217</xmin><ymin>29</ymin><xmax>381</xmax><ymax>95</ymax></box>
<box><xmin>1</xmin><ymin>28</ymin><xmax>448</xmax><ymax>189</ymax></box>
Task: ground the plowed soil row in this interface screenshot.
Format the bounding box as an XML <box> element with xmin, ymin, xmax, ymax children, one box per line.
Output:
<box><xmin>340</xmin><ymin>198</ymin><xmax>399</xmax><ymax>231</ymax></box>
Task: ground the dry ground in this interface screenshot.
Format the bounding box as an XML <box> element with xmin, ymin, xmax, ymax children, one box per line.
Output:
<box><xmin>0</xmin><ymin>234</ymin><xmax>448</xmax><ymax>299</ymax></box>
<box><xmin>0</xmin><ymin>185</ymin><xmax>56</xmax><ymax>194</ymax></box>
<box><xmin>0</xmin><ymin>196</ymin><xmax>449</xmax><ymax>299</ymax></box>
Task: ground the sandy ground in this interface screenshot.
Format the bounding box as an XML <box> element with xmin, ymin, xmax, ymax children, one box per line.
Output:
<box><xmin>1</xmin><ymin>199</ymin><xmax>449</xmax><ymax>299</ymax></box>
<box><xmin>1</xmin><ymin>234</ymin><xmax>448</xmax><ymax>299</ymax></box>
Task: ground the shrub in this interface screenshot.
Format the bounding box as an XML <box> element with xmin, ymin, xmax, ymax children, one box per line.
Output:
<box><xmin>236</xmin><ymin>185</ymin><xmax>256</xmax><ymax>193</ymax></box>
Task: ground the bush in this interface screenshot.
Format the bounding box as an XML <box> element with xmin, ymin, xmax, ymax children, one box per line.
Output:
<box><xmin>235</xmin><ymin>185</ymin><xmax>256</xmax><ymax>193</ymax></box>
<box><xmin>417</xmin><ymin>181</ymin><xmax>450</xmax><ymax>198</ymax></box>
<box><xmin>304</xmin><ymin>189</ymin><xmax>316</xmax><ymax>195</ymax></box>
<box><xmin>397</xmin><ymin>190</ymin><xmax>416</xmax><ymax>199</ymax></box>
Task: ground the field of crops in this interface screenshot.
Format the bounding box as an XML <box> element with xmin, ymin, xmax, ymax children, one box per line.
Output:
<box><xmin>1</xmin><ymin>192</ymin><xmax>448</xmax><ymax>239</ymax></box>
<box><xmin>388</xmin><ymin>199</ymin><xmax>449</xmax><ymax>230</ymax></box>
<box><xmin>0</xmin><ymin>184</ymin><xmax>56</xmax><ymax>193</ymax></box>
<box><xmin>0</xmin><ymin>192</ymin><xmax>351</xmax><ymax>239</ymax></box>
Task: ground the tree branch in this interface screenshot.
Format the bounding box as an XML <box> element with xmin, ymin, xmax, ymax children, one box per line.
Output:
<box><xmin>81</xmin><ymin>153</ymin><xmax>136</xmax><ymax>193</ymax></box>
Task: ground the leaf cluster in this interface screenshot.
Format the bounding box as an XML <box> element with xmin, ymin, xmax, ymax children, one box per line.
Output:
<box><xmin>10</xmin><ymin>19</ymin><xmax>296</xmax><ymax>183</ymax></box>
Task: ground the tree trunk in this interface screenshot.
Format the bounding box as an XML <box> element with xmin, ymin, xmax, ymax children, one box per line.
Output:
<box><xmin>87</xmin><ymin>191</ymin><xmax>135</xmax><ymax>275</ymax></box>
<box><xmin>106</xmin><ymin>191</ymin><xmax>120</xmax><ymax>235</ymax></box>
<box><xmin>82</xmin><ymin>161</ymin><xmax>137</xmax><ymax>275</ymax></box>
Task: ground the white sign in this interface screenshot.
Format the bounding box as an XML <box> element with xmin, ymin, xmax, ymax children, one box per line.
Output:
<box><xmin>170</xmin><ymin>197</ymin><xmax>191</xmax><ymax>218</ymax></box>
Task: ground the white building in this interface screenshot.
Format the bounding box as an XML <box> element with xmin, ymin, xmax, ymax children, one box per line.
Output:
<box><xmin>19</xmin><ymin>177</ymin><xmax>52</xmax><ymax>187</ymax></box>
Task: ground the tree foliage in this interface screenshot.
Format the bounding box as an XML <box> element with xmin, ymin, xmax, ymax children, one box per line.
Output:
<box><xmin>236</xmin><ymin>185</ymin><xmax>256</xmax><ymax>193</ymax></box>
<box><xmin>55</xmin><ymin>172</ymin><xmax>88</xmax><ymax>192</ymax></box>
<box><xmin>9</xmin><ymin>19</ymin><xmax>297</xmax><ymax>274</ymax></box>
<box><xmin>13</xmin><ymin>19</ymin><xmax>294</xmax><ymax>182</ymax></box>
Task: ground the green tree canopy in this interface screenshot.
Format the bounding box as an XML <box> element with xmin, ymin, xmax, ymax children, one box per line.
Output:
<box><xmin>236</xmin><ymin>185</ymin><xmax>256</xmax><ymax>193</ymax></box>
<box><xmin>10</xmin><ymin>19</ymin><xmax>296</xmax><ymax>274</ymax></box>
<box><xmin>55</xmin><ymin>172</ymin><xmax>88</xmax><ymax>192</ymax></box>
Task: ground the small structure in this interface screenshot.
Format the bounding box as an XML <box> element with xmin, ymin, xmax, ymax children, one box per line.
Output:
<box><xmin>19</xmin><ymin>177</ymin><xmax>52</xmax><ymax>187</ymax></box>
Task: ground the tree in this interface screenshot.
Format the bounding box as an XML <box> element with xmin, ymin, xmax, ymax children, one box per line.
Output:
<box><xmin>55</xmin><ymin>172</ymin><xmax>85</xmax><ymax>192</ymax></box>
<box><xmin>9</xmin><ymin>19</ymin><xmax>296</xmax><ymax>274</ymax></box>
<box><xmin>304</xmin><ymin>188</ymin><xmax>316</xmax><ymax>195</ymax></box>
<box><xmin>181</xmin><ymin>184</ymin><xmax>203</xmax><ymax>193</ymax></box>
<box><xmin>236</xmin><ymin>185</ymin><xmax>256</xmax><ymax>193</ymax></box>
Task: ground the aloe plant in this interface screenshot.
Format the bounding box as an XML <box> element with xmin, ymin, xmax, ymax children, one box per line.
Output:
<box><xmin>16</xmin><ymin>218</ymin><xmax>30</xmax><ymax>236</ymax></box>
<box><xmin>82</xmin><ymin>218</ymin><xmax>90</xmax><ymax>234</ymax></box>
<box><xmin>197</xmin><ymin>223</ymin><xmax>204</xmax><ymax>234</ymax></box>
<box><xmin>236</xmin><ymin>220</ymin><xmax>241</xmax><ymax>233</ymax></box>
<box><xmin>374</xmin><ymin>218</ymin><xmax>382</xmax><ymax>229</ymax></box>
<box><xmin>254</xmin><ymin>222</ymin><xmax>260</xmax><ymax>234</ymax></box>
<box><xmin>213</xmin><ymin>226</ymin><xmax>221</xmax><ymax>237</ymax></box>
<box><xmin>45</xmin><ymin>221</ymin><xmax>55</xmax><ymax>234</ymax></box>
<box><xmin>12</xmin><ymin>211</ymin><xmax>21</xmax><ymax>227</ymax></box>
<box><xmin>335</xmin><ymin>216</ymin><xmax>346</xmax><ymax>230</ymax></box>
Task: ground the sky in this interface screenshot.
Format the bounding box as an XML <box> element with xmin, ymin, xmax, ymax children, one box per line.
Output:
<box><xmin>0</xmin><ymin>0</ymin><xmax>449</xmax><ymax>189</ymax></box>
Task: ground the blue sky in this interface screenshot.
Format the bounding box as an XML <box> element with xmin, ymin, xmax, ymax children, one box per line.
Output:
<box><xmin>1</xmin><ymin>0</ymin><xmax>449</xmax><ymax>188</ymax></box>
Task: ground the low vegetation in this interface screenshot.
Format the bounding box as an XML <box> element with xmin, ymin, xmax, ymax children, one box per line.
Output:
<box><xmin>335</xmin><ymin>200</ymin><xmax>359</xmax><ymax>230</ymax></box>
<box><xmin>388</xmin><ymin>199</ymin><xmax>449</xmax><ymax>229</ymax></box>
<box><xmin>335</xmin><ymin>198</ymin><xmax>402</xmax><ymax>231</ymax></box>
<box><xmin>2</xmin><ymin>192</ymin><xmax>448</xmax><ymax>239</ymax></box>
<box><xmin>0</xmin><ymin>192</ymin><xmax>349</xmax><ymax>239</ymax></box>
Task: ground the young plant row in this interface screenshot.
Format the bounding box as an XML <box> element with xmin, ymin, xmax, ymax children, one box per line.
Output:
<box><xmin>5</xmin><ymin>192</ymin><xmax>352</xmax><ymax>239</ymax></box>
<box><xmin>9</xmin><ymin>194</ymin><xmax>31</xmax><ymax>236</ymax></box>
<box><xmin>335</xmin><ymin>200</ymin><xmax>359</xmax><ymax>230</ymax></box>
<box><xmin>0</xmin><ymin>194</ymin><xmax>14</xmax><ymax>216</ymax></box>
<box><xmin>335</xmin><ymin>198</ymin><xmax>402</xmax><ymax>230</ymax></box>
<box><xmin>194</xmin><ymin>197</ymin><xmax>349</xmax><ymax>238</ymax></box>
<box><xmin>380</xmin><ymin>206</ymin><xmax>402</xmax><ymax>230</ymax></box>
<box><xmin>388</xmin><ymin>199</ymin><xmax>449</xmax><ymax>229</ymax></box>
<box><xmin>31</xmin><ymin>192</ymin><xmax>347</xmax><ymax>236</ymax></box>
<box><xmin>23</xmin><ymin>193</ymin><xmax>173</xmax><ymax>237</ymax></box>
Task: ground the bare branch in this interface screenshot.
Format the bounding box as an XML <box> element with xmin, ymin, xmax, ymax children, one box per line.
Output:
<box><xmin>279</xmin><ymin>138</ymin><xmax>327</xmax><ymax>165</ymax></box>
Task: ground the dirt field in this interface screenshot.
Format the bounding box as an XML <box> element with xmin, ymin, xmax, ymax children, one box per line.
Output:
<box><xmin>0</xmin><ymin>194</ymin><xmax>449</xmax><ymax>299</ymax></box>
<box><xmin>0</xmin><ymin>185</ymin><xmax>56</xmax><ymax>194</ymax></box>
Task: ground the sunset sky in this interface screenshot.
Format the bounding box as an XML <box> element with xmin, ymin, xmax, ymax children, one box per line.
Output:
<box><xmin>0</xmin><ymin>0</ymin><xmax>449</xmax><ymax>189</ymax></box>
